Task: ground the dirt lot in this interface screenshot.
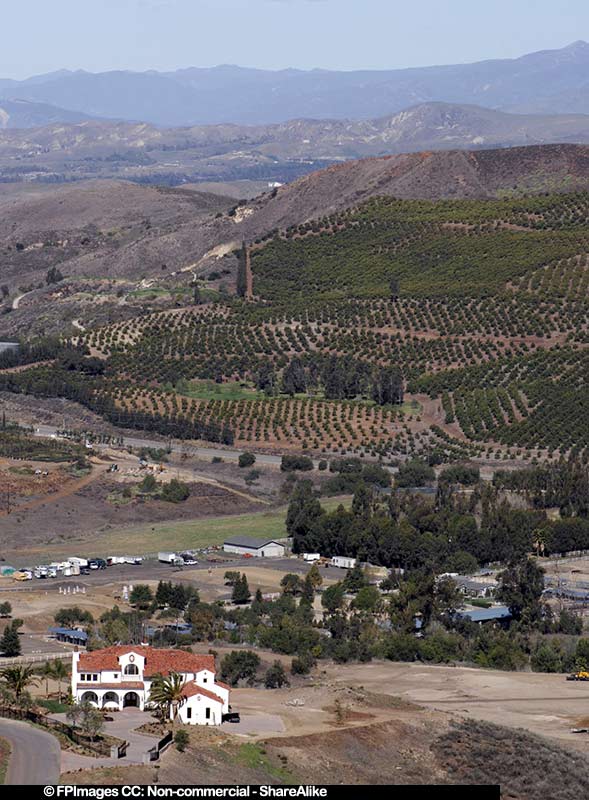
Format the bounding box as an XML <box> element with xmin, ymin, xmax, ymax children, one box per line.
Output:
<box><xmin>0</xmin><ymin>581</ymin><xmax>125</xmax><ymax>636</ymax></box>
<box><xmin>316</xmin><ymin>660</ymin><xmax>589</xmax><ymax>751</ymax></box>
<box><xmin>542</xmin><ymin>556</ymin><xmax>589</xmax><ymax>586</ymax></box>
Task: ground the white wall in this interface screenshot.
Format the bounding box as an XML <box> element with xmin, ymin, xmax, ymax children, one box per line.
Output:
<box><xmin>178</xmin><ymin>695</ymin><xmax>224</xmax><ymax>725</ymax></box>
<box><xmin>224</xmin><ymin>542</ymin><xmax>285</xmax><ymax>558</ymax></box>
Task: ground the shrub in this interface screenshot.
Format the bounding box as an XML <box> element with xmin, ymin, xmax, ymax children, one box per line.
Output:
<box><xmin>281</xmin><ymin>455</ymin><xmax>314</xmax><ymax>472</ymax></box>
<box><xmin>174</xmin><ymin>730</ymin><xmax>189</xmax><ymax>752</ymax></box>
<box><xmin>396</xmin><ymin>459</ymin><xmax>435</xmax><ymax>487</ymax></box>
<box><xmin>238</xmin><ymin>452</ymin><xmax>256</xmax><ymax>468</ymax></box>
<box><xmin>160</xmin><ymin>479</ymin><xmax>190</xmax><ymax>503</ymax></box>
<box><xmin>264</xmin><ymin>661</ymin><xmax>290</xmax><ymax>689</ymax></box>
<box><xmin>291</xmin><ymin>653</ymin><xmax>316</xmax><ymax>675</ymax></box>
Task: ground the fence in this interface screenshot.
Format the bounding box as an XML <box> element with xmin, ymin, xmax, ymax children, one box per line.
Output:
<box><xmin>143</xmin><ymin>730</ymin><xmax>173</xmax><ymax>764</ymax></box>
<box><xmin>0</xmin><ymin>706</ymin><xmax>121</xmax><ymax>757</ymax></box>
<box><xmin>0</xmin><ymin>652</ymin><xmax>70</xmax><ymax>667</ymax></box>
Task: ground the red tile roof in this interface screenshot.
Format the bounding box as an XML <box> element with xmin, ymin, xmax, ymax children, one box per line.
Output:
<box><xmin>181</xmin><ymin>682</ymin><xmax>225</xmax><ymax>705</ymax></box>
<box><xmin>215</xmin><ymin>680</ymin><xmax>231</xmax><ymax>690</ymax></box>
<box><xmin>77</xmin><ymin>646</ymin><xmax>215</xmax><ymax>677</ymax></box>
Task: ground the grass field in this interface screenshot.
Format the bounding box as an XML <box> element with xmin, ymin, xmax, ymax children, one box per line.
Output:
<box><xmin>177</xmin><ymin>379</ymin><xmax>264</xmax><ymax>401</ymax></box>
<box><xmin>399</xmin><ymin>400</ymin><xmax>422</xmax><ymax>416</ymax></box>
<box><xmin>21</xmin><ymin>495</ymin><xmax>352</xmax><ymax>561</ymax></box>
<box><xmin>0</xmin><ymin>737</ymin><xmax>10</xmax><ymax>785</ymax></box>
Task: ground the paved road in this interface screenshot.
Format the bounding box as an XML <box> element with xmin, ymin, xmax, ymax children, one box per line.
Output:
<box><xmin>33</xmin><ymin>424</ymin><xmax>310</xmax><ymax>468</ymax></box>
<box><xmin>0</xmin><ymin>717</ymin><xmax>60</xmax><ymax>785</ymax></box>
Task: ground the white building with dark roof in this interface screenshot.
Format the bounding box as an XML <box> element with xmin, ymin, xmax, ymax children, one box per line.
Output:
<box><xmin>223</xmin><ymin>536</ymin><xmax>286</xmax><ymax>558</ymax></box>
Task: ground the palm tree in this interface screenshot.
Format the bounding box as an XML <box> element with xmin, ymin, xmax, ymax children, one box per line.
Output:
<box><xmin>15</xmin><ymin>691</ymin><xmax>34</xmax><ymax>714</ymax></box>
<box><xmin>0</xmin><ymin>683</ymin><xmax>14</xmax><ymax>709</ymax></box>
<box><xmin>37</xmin><ymin>661</ymin><xmax>54</xmax><ymax>698</ymax></box>
<box><xmin>49</xmin><ymin>659</ymin><xmax>69</xmax><ymax>703</ymax></box>
<box><xmin>0</xmin><ymin>665</ymin><xmax>39</xmax><ymax>699</ymax></box>
<box><xmin>149</xmin><ymin>672</ymin><xmax>186</xmax><ymax>725</ymax></box>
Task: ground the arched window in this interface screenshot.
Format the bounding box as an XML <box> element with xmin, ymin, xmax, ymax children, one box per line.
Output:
<box><xmin>103</xmin><ymin>692</ymin><xmax>119</xmax><ymax>708</ymax></box>
<box><xmin>124</xmin><ymin>663</ymin><xmax>139</xmax><ymax>675</ymax></box>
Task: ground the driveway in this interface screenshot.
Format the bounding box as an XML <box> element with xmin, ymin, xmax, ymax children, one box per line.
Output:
<box><xmin>51</xmin><ymin>708</ymin><xmax>161</xmax><ymax>772</ymax></box>
<box><xmin>224</xmin><ymin>713</ymin><xmax>285</xmax><ymax>736</ymax></box>
<box><xmin>0</xmin><ymin>717</ymin><xmax>60</xmax><ymax>785</ymax></box>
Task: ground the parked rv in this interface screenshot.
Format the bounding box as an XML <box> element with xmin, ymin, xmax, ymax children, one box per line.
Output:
<box><xmin>331</xmin><ymin>556</ymin><xmax>357</xmax><ymax>569</ymax></box>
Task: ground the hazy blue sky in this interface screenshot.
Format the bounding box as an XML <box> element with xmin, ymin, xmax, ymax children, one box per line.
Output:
<box><xmin>2</xmin><ymin>0</ymin><xmax>588</xmax><ymax>78</ymax></box>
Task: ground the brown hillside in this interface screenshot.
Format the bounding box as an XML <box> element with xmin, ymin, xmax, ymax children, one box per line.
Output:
<box><xmin>2</xmin><ymin>143</ymin><xmax>589</xmax><ymax>338</ymax></box>
<box><xmin>239</xmin><ymin>144</ymin><xmax>589</xmax><ymax>234</ymax></box>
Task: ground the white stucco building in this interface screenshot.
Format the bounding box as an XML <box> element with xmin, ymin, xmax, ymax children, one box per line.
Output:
<box><xmin>71</xmin><ymin>646</ymin><xmax>230</xmax><ymax>725</ymax></box>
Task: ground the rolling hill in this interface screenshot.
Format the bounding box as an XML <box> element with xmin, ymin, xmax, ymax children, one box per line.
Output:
<box><xmin>1</xmin><ymin>144</ymin><xmax>588</xmax><ymax>301</ymax></box>
<box><xmin>0</xmin><ymin>98</ymin><xmax>98</xmax><ymax>129</ymax></box>
<box><xmin>1</xmin><ymin>143</ymin><xmax>588</xmax><ymax>465</ymax></box>
<box><xmin>1</xmin><ymin>103</ymin><xmax>589</xmax><ymax>188</ymax></box>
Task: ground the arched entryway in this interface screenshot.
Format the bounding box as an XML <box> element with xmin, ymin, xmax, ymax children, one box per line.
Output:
<box><xmin>80</xmin><ymin>691</ymin><xmax>99</xmax><ymax>706</ymax></box>
<box><xmin>123</xmin><ymin>691</ymin><xmax>140</xmax><ymax>708</ymax></box>
<box><xmin>103</xmin><ymin>691</ymin><xmax>120</xmax><ymax>709</ymax></box>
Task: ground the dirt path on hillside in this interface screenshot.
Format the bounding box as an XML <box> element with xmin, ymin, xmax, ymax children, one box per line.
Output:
<box><xmin>190</xmin><ymin>473</ymin><xmax>267</xmax><ymax>505</ymax></box>
<box><xmin>0</xmin><ymin>462</ymin><xmax>105</xmax><ymax>518</ymax></box>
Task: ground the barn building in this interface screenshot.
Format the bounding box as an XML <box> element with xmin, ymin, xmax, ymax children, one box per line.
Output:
<box><xmin>223</xmin><ymin>536</ymin><xmax>286</xmax><ymax>558</ymax></box>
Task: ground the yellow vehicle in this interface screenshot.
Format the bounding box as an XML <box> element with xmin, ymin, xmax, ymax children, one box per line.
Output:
<box><xmin>567</xmin><ymin>671</ymin><xmax>589</xmax><ymax>681</ymax></box>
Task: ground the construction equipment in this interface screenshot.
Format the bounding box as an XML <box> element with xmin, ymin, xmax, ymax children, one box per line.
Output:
<box><xmin>567</xmin><ymin>671</ymin><xmax>589</xmax><ymax>681</ymax></box>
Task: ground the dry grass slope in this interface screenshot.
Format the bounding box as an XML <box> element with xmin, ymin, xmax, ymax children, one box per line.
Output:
<box><xmin>433</xmin><ymin>719</ymin><xmax>589</xmax><ymax>799</ymax></box>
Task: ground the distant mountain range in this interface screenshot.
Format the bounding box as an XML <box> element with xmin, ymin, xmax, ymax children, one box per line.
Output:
<box><xmin>2</xmin><ymin>41</ymin><xmax>589</xmax><ymax>127</ymax></box>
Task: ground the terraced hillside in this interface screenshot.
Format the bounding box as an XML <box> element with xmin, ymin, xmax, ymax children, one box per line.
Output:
<box><xmin>2</xmin><ymin>152</ymin><xmax>589</xmax><ymax>465</ymax></box>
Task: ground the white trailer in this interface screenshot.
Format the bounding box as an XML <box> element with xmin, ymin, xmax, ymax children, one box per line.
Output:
<box><xmin>303</xmin><ymin>553</ymin><xmax>321</xmax><ymax>562</ymax></box>
<box><xmin>331</xmin><ymin>556</ymin><xmax>357</xmax><ymax>569</ymax></box>
<box><xmin>68</xmin><ymin>557</ymin><xmax>88</xmax><ymax>568</ymax></box>
<box><xmin>158</xmin><ymin>552</ymin><xmax>183</xmax><ymax>565</ymax></box>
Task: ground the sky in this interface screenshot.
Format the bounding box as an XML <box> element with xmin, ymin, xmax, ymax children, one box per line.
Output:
<box><xmin>1</xmin><ymin>0</ymin><xmax>588</xmax><ymax>78</ymax></box>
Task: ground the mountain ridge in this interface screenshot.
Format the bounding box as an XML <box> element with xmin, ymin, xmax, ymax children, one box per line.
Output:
<box><xmin>2</xmin><ymin>41</ymin><xmax>589</xmax><ymax>126</ymax></box>
<box><xmin>2</xmin><ymin>103</ymin><xmax>589</xmax><ymax>186</ymax></box>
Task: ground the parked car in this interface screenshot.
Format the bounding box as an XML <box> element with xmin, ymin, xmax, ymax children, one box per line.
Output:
<box><xmin>222</xmin><ymin>712</ymin><xmax>241</xmax><ymax>723</ymax></box>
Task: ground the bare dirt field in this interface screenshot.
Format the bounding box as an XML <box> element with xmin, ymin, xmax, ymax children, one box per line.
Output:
<box><xmin>317</xmin><ymin>660</ymin><xmax>589</xmax><ymax>751</ymax></box>
<box><xmin>0</xmin><ymin>582</ymin><xmax>125</xmax><ymax>636</ymax></box>
<box><xmin>542</xmin><ymin>556</ymin><xmax>589</xmax><ymax>586</ymax></box>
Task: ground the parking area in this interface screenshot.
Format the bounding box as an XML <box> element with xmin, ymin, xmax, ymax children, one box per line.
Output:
<box><xmin>221</xmin><ymin>713</ymin><xmax>285</xmax><ymax>736</ymax></box>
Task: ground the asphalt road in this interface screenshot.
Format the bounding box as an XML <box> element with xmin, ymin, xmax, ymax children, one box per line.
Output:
<box><xmin>33</xmin><ymin>424</ymin><xmax>303</xmax><ymax>468</ymax></box>
<box><xmin>32</xmin><ymin>425</ymin><xmax>402</xmax><ymax>474</ymax></box>
<box><xmin>0</xmin><ymin>718</ymin><xmax>60</xmax><ymax>785</ymax></box>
